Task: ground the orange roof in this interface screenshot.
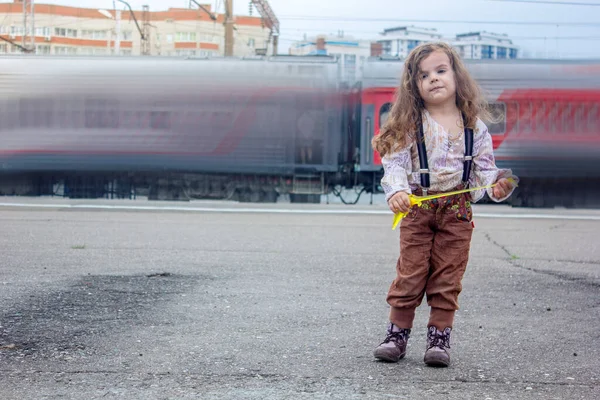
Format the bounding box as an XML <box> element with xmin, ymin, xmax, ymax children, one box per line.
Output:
<box><xmin>0</xmin><ymin>3</ymin><xmax>263</xmax><ymax>26</ymax></box>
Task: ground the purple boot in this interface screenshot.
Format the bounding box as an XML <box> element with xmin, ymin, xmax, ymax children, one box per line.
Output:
<box><xmin>424</xmin><ymin>326</ymin><xmax>452</xmax><ymax>367</ymax></box>
<box><xmin>373</xmin><ymin>323</ymin><xmax>411</xmax><ymax>362</ymax></box>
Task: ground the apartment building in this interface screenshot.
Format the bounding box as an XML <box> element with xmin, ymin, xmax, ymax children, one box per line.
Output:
<box><xmin>374</xmin><ymin>26</ymin><xmax>519</xmax><ymax>60</ymax></box>
<box><xmin>375</xmin><ymin>26</ymin><xmax>444</xmax><ymax>59</ymax></box>
<box><xmin>289</xmin><ymin>32</ymin><xmax>372</xmax><ymax>82</ymax></box>
<box><xmin>453</xmin><ymin>31</ymin><xmax>519</xmax><ymax>60</ymax></box>
<box><xmin>0</xmin><ymin>0</ymin><xmax>271</xmax><ymax>57</ymax></box>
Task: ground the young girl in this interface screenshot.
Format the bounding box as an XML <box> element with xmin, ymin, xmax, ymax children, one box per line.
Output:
<box><xmin>371</xmin><ymin>42</ymin><xmax>518</xmax><ymax>367</ymax></box>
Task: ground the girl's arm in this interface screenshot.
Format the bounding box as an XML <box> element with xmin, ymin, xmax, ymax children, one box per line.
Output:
<box><xmin>469</xmin><ymin>121</ymin><xmax>519</xmax><ymax>203</ymax></box>
<box><xmin>380</xmin><ymin>144</ymin><xmax>413</xmax><ymax>202</ymax></box>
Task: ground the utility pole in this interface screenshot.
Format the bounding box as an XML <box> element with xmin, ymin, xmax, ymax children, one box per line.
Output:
<box><xmin>22</xmin><ymin>0</ymin><xmax>35</xmax><ymax>53</ymax></box>
<box><xmin>116</xmin><ymin>1</ymin><xmax>148</xmax><ymax>55</ymax></box>
<box><xmin>115</xmin><ymin>9</ymin><xmax>121</xmax><ymax>55</ymax></box>
<box><xmin>224</xmin><ymin>0</ymin><xmax>234</xmax><ymax>57</ymax></box>
<box><xmin>141</xmin><ymin>5</ymin><xmax>151</xmax><ymax>55</ymax></box>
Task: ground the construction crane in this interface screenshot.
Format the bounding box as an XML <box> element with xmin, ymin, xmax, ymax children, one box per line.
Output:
<box><xmin>249</xmin><ymin>0</ymin><xmax>279</xmax><ymax>56</ymax></box>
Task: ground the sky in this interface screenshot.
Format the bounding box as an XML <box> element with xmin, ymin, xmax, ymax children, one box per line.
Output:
<box><xmin>3</xmin><ymin>0</ymin><xmax>600</xmax><ymax>58</ymax></box>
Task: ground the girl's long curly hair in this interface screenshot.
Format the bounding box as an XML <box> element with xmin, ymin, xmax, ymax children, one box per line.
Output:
<box><xmin>372</xmin><ymin>42</ymin><xmax>490</xmax><ymax>158</ymax></box>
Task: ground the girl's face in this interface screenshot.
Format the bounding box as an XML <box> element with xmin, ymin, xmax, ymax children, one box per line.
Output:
<box><xmin>417</xmin><ymin>50</ymin><xmax>457</xmax><ymax>107</ymax></box>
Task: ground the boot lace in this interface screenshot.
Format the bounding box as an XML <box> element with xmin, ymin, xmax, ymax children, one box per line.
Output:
<box><xmin>381</xmin><ymin>324</ymin><xmax>411</xmax><ymax>349</ymax></box>
<box><xmin>427</xmin><ymin>327</ymin><xmax>451</xmax><ymax>350</ymax></box>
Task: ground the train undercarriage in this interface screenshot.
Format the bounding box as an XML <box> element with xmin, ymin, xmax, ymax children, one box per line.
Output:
<box><xmin>1</xmin><ymin>170</ymin><xmax>600</xmax><ymax>209</ymax></box>
<box><xmin>0</xmin><ymin>171</ymin><xmax>341</xmax><ymax>204</ymax></box>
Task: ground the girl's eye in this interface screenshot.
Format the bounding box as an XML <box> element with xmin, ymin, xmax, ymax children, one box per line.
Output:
<box><xmin>421</xmin><ymin>74</ymin><xmax>428</xmax><ymax>79</ymax></box>
<box><xmin>438</xmin><ymin>69</ymin><xmax>446</xmax><ymax>73</ymax></box>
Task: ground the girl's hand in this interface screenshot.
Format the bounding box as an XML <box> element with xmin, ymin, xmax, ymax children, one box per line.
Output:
<box><xmin>493</xmin><ymin>178</ymin><xmax>513</xmax><ymax>199</ymax></box>
<box><xmin>388</xmin><ymin>191</ymin><xmax>412</xmax><ymax>214</ymax></box>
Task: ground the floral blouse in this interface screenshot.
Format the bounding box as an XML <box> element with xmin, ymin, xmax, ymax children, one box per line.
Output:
<box><xmin>380</xmin><ymin>110</ymin><xmax>519</xmax><ymax>203</ymax></box>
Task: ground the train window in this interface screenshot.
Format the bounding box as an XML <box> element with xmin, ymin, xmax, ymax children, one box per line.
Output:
<box><xmin>0</xmin><ymin>99</ymin><xmax>6</xmax><ymax>130</ymax></box>
<box><xmin>0</xmin><ymin>99</ymin><xmax>16</xmax><ymax>130</ymax></box>
<box><xmin>55</xmin><ymin>98</ymin><xmax>68</xmax><ymax>129</ymax></box>
<box><xmin>380</xmin><ymin>102</ymin><xmax>392</xmax><ymax>129</ymax></box>
<box><xmin>519</xmin><ymin>102</ymin><xmax>533</xmax><ymax>135</ymax></box>
<box><xmin>535</xmin><ymin>101</ymin><xmax>547</xmax><ymax>134</ymax></box>
<box><xmin>482</xmin><ymin>102</ymin><xmax>506</xmax><ymax>135</ymax></box>
<box><xmin>19</xmin><ymin>98</ymin><xmax>54</xmax><ymax>128</ymax></box>
<box><xmin>84</xmin><ymin>98</ymin><xmax>119</xmax><ymax>129</ymax></box>
<box><xmin>590</xmin><ymin>103</ymin><xmax>599</xmax><ymax>134</ymax></box>
<box><xmin>120</xmin><ymin>110</ymin><xmax>135</xmax><ymax>129</ymax></box>
<box><xmin>212</xmin><ymin>111</ymin><xmax>232</xmax><ymax>129</ymax></box>
<box><xmin>573</xmin><ymin>103</ymin><xmax>585</xmax><ymax>134</ymax></box>
<box><xmin>365</xmin><ymin>117</ymin><xmax>372</xmax><ymax>164</ymax></box>
<box><xmin>150</xmin><ymin>111</ymin><xmax>170</xmax><ymax>130</ymax></box>
<box><xmin>547</xmin><ymin>103</ymin><xmax>560</xmax><ymax>134</ymax></box>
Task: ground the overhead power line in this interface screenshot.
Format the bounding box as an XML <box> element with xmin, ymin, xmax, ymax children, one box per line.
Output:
<box><xmin>488</xmin><ymin>0</ymin><xmax>600</xmax><ymax>5</ymax></box>
<box><xmin>279</xmin><ymin>26</ymin><xmax>600</xmax><ymax>40</ymax></box>
<box><xmin>277</xmin><ymin>16</ymin><xmax>600</xmax><ymax>27</ymax></box>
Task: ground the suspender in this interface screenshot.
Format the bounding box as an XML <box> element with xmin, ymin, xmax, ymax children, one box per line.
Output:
<box><xmin>415</xmin><ymin>114</ymin><xmax>474</xmax><ymax>195</ymax></box>
<box><xmin>415</xmin><ymin>115</ymin><xmax>431</xmax><ymax>195</ymax></box>
<box><xmin>462</xmin><ymin>125</ymin><xmax>474</xmax><ymax>183</ymax></box>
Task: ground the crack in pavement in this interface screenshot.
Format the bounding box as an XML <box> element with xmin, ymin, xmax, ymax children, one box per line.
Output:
<box><xmin>0</xmin><ymin>370</ymin><xmax>597</xmax><ymax>388</ymax></box>
<box><xmin>482</xmin><ymin>232</ymin><xmax>600</xmax><ymax>288</ymax></box>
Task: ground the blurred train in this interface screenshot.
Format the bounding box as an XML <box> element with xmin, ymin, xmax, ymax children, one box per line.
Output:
<box><xmin>1</xmin><ymin>54</ymin><xmax>600</xmax><ymax>207</ymax></box>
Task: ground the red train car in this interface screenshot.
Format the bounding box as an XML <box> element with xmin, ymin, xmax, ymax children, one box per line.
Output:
<box><xmin>357</xmin><ymin>57</ymin><xmax>600</xmax><ymax>208</ymax></box>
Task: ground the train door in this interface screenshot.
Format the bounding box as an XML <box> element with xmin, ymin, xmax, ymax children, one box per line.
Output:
<box><xmin>359</xmin><ymin>102</ymin><xmax>375</xmax><ymax>170</ymax></box>
<box><xmin>358</xmin><ymin>88</ymin><xmax>395</xmax><ymax>171</ymax></box>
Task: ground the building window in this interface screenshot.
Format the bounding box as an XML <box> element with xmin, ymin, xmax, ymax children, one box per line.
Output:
<box><xmin>54</xmin><ymin>28</ymin><xmax>77</xmax><ymax>38</ymax></box>
<box><xmin>54</xmin><ymin>46</ymin><xmax>77</xmax><ymax>55</ymax></box>
<box><xmin>497</xmin><ymin>47</ymin><xmax>507</xmax><ymax>58</ymax></box>
<box><xmin>11</xmin><ymin>26</ymin><xmax>25</xmax><ymax>35</ymax></box>
<box><xmin>407</xmin><ymin>40</ymin><xmax>419</xmax><ymax>51</ymax></box>
<box><xmin>81</xmin><ymin>30</ymin><xmax>107</xmax><ymax>40</ymax></box>
<box><xmin>35</xmin><ymin>27</ymin><xmax>51</xmax><ymax>37</ymax></box>
<box><xmin>248</xmin><ymin>38</ymin><xmax>255</xmax><ymax>47</ymax></box>
<box><xmin>509</xmin><ymin>48</ymin><xmax>517</xmax><ymax>59</ymax></box>
<box><xmin>176</xmin><ymin>32</ymin><xmax>196</xmax><ymax>42</ymax></box>
<box><xmin>35</xmin><ymin>45</ymin><xmax>51</xmax><ymax>54</ymax></box>
<box><xmin>379</xmin><ymin>40</ymin><xmax>392</xmax><ymax>55</ymax></box>
<box><xmin>481</xmin><ymin>45</ymin><xmax>493</xmax><ymax>59</ymax></box>
<box><xmin>175</xmin><ymin>49</ymin><xmax>196</xmax><ymax>57</ymax></box>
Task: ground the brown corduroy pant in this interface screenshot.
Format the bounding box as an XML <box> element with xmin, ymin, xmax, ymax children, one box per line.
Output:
<box><xmin>387</xmin><ymin>190</ymin><xmax>474</xmax><ymax>331</ymax></box>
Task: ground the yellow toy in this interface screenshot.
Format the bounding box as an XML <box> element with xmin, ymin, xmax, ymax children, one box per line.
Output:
<box><xmin>391</xmin><ymin>178</ymin><xmax>518</xmax><ymax>230</ymax></box>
